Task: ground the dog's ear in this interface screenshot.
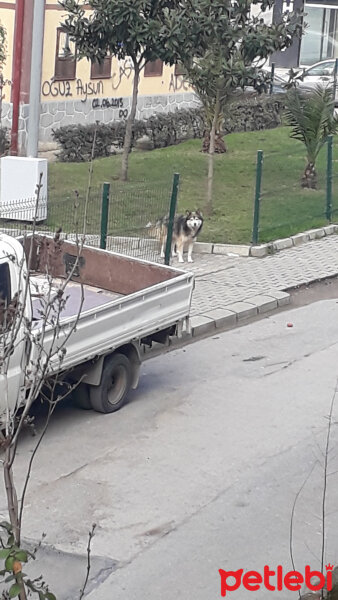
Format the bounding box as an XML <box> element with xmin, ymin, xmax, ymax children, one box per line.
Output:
<box><xmin>196</xmin><ymin>209</ymin><xmax>203</xmax><ymax>217</ymax></box>
<box><xmin>186</xmin><ymin>210</ymin><xmax>191</xmax><ymax>216</ymax></box>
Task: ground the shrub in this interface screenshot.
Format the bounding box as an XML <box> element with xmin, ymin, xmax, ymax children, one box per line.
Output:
<box><xmin>0</xmin><ymin>127</ymin><xmax>9</xmax><ymax>156</ymax></box>
<box><xmin>52</xmin><ymin>110</ymin><xmax>204</xmax><ymax>162</ymax></box>
<box><xmin>223</xmin><ymin>94</ymin><xmax>285</xmax><ymax>134</ymax></box>
<box><xmin>146</xmin><ymin>108</ymin><xmax>204</xmax><ymax>148</ymax></box>
<box><xmin>52</xmin><ymin>97</ymin><xmax>284</xmax><ymax>162</ymax></box>
<box><xmin>52</xmin><ymin>121</ymin><xmax>147</xmax><ymax>162</ymax></box>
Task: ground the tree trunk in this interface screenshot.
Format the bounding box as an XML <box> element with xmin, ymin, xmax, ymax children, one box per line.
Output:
<box><xmin>120</xmin><ymin>62</ymin><xmax>140</xmax><ymax>182</ymax></box>
<box><xmin>202</xmin><ymin>131</ymin><xmax>226</xmax><ymax>154</ymax></box>
<box><xmin>206</xmin><ymin>91</ymin><xmax>221</xmax><ymax>215</ymax></box>
<box><xmin>4</xmin><ymin>450</ymin><xmax>20</xmax><ymax>543</ymax></box>
<box><xmin>301</xmin><ymin>162</ymin><xmax>317</xmax><ymax>189</ymax></box>
<box><xmin>4</xmin><ymin>449</ymin><xmax>27</xmax><ymax>600</ymax></box>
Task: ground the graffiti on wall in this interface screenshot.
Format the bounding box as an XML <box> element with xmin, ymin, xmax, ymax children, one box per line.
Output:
<box><xmin>92</xmin><ymin>97</ymin><xmax>123</xmax><ymax>109</ymax></box>
<box><xmin>112</xmin><ymin>58</ymin><xmax>134</xmax><ymax>91</ymax></box>
<box><xmin>169</xmin><ymin>74</ymin><xmax>190</xmax><ymax>92</ymax></box>
<box><xmin>42</xmin><ymin>78</ymin><xmax>104</xmax><ymax>102</ymax></box>
<box><xmin>92</xmin><ymin>97</ymin><xmax>129</xmax><ymax>118</ymax></box>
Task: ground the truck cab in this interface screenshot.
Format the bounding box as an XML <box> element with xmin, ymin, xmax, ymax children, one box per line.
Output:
<box><xmin>0</xmin><ymin>235</ymin><xmax>31</xmax><ymax>419</ymax></box>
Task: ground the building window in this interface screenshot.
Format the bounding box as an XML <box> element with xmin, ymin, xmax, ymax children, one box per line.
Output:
<box><xmin>144</xmin><ymin>59</ymin><xmax>163</xmax><ymax>77</ymax></box>
<box><xmin>91</xmin><ymin>56</ymin><xmax>112</xmax><ymax>79</ymax></box>
<box><xmin>300</xmin><ymin>5</ymin><xmax>338</xmax><ymax>65</ymax></box>
<box><xmin>174</xmin><ymin>63</ymin><xmax>186</xmax><ymax>76</ymax></box>
<box><xmin>54</xmin><ymin>28</ymin><xmax>77</xmax><ymax>81</ymax></box>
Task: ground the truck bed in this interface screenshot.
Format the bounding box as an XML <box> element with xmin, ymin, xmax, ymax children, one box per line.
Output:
<box><xmin>24</xmin><ymin>235</ymin><xmax>194</xmax><ymax>373</ymax></box>
<box><xmin>30</xmin><ymin>276</ymin><xmax>123</xmax><ymax>324</ymax></box>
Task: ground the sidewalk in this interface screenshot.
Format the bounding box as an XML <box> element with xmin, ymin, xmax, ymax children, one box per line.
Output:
<box><xmin>179</xmin><ymin>234</ymin><xmax>338</xmax><ymax>335</ymax></box>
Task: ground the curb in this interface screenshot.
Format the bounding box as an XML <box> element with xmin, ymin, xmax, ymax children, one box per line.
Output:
<box><xmin>2</xmin><ymin>224</ymin><xmax>337</xmax><ymax>260</ymax></box>
<box><xmin>189</xmin><ymin>290</ymin><xmax>290</xmax><ymax>337</ymax></box>
<box><xmin>143</xmin><ymin>289</ymin><xmax>291</xmax><ymax>359</ymax></box>
<box><xmin>194</xmin><ymin>224</ymin><xmax>338</xmax><ymax>258</ymax></box>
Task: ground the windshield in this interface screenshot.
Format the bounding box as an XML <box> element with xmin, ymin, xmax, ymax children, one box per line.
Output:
<box><xmin>306</xmin><ymin>62</ymin><xmax>334</xmax><ymax>77</ymax></box>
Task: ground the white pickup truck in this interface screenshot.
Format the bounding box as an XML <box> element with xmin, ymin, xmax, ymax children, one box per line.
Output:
<box><xmin>0</xmin><ymin>233</ymin><xmax>194</xmax><ymax>418</ymax></box>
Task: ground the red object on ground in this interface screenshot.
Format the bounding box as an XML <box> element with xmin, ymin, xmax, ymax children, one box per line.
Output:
<box><xmin>287</xmin><ymin>323</ymin><xmax>293</xmax><ymax>328</ymax></box>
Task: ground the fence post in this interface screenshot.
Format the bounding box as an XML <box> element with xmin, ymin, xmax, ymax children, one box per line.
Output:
<box><xmin>100</xmin><ymin>182</ymin><xmax>110</xmax><ymax>249</ymax></box>
<box><xmin>252</xmin><ymin>150</ymin><xmax>263</xmax><ymax>246</ymax></box>
<box><xmin>326</xmin><ymin>135</ymin><xmax>333</xmax><ymax>222</ymax></box>
<box><xmin>269</xmin><ymin>62</ymin><xmax>275</xmax><ymax>96</ymax></box>
<box><xmin>165</xmin><ymin>173</ymin><xmax>180</xmax><ymax>266</ymax></box>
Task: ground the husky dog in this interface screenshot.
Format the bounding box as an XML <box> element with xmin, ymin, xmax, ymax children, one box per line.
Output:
<box><xmin>151</xmin><ymin>210</ymin><xmax>203</xmax><ymax>263</ymax></box>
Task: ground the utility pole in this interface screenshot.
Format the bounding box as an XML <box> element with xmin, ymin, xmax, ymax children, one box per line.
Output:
<box><xmin>26</xmin><ymin>0</ymin><xmax>45</xmax><ymax>157</ymax></box>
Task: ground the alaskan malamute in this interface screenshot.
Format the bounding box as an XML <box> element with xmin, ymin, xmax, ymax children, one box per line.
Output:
<box><xmin>150</xmin><ymin>210</ymin><xmax>203</xmax><ymax>263</ymax></box>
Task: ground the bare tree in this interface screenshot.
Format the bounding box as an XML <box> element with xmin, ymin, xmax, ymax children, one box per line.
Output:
<box><xmin>288</xmin><ymin>381</ymin><xmax>338</xmax><ymax>600</ymax></box>
<box><xmin>0</xmin><ymin>135</ymin><xmax>97</xmax><ymax>598</ymax></box>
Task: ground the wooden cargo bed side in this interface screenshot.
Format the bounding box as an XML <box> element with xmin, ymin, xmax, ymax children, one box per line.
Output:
<box><xmin>23</xmin><ymin>235</ymin><xmax>178</xmax><ymax>295</ymax></box>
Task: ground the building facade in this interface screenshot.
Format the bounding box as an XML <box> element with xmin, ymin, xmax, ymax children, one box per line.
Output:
<box><xmin>0</xmin><ymin>0</ymin><xmax>197</xmax><ymax>154</ymax></box>
<box><xmin>1</xmin><ymin>0</ymin><xmax>337</xmax><ymax>154</ymax></box>
<box><xmin>272</xmin><ymin>0</ymin><xmax>338</xmax><ymax>68</ymax></box>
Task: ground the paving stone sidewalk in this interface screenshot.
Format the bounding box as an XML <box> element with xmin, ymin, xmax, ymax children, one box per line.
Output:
<box><xmin>178</xmin><ymin>235</ymin><xmax>338</xmax><ymax>334</ymax></box>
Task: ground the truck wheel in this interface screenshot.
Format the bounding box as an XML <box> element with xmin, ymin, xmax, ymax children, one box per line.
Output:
<box><xmin>72</xmin><ymin>382</ymin><xmax>92</xmax><ymax>410</ymax></box>
<box><xmin>89</xmin><ymin>353</ymin><xmax>132</xmax><ymax>414</ymax></box>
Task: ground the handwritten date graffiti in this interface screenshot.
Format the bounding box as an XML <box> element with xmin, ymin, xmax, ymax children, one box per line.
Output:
<box><xmin>92</xmin><ymin>97</ymin><xmax>123</xmax><ymax>109</ymax></box>
<box><xmin>92</xmin><ymin>97</ymin><xmax>128</xmax><ymax>118</ymax></box>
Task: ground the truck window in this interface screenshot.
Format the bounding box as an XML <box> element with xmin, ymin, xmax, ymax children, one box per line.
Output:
<box><xmin>0</xmin><ymin>264</ymin><xmax>11</xmax><ymax>304</ymax></box>
<box><xmin>0</xmin><ymin>263</ymin><xmax>11</xmax><ymax>332</ymax></box>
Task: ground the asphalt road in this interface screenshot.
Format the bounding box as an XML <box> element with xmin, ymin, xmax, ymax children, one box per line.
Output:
<box><xmin>3</xmin><ymin>298</ymin><xmax>338</xmax><ymax>599</ymax></box>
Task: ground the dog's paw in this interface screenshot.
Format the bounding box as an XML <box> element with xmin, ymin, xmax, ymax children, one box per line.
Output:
<box><xmin>178</xmin><ymin>258</ymin><xmax>184</xmax><ymax>263</ymax></box>
<box><xmin>160</xmin><ymin>252</ymin><xmax>165</xmax><ymax>258</ymax></box>
<box><xmin>188</xmin><ymin>257</ymin><xmax>194</xmax><ymax>263</ymax></box>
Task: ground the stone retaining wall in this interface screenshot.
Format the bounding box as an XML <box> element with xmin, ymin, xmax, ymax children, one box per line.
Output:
<box><xmin>1</xmin><ymin>92</ymin><xmax>200</xmax><ymax>154</ymax></box>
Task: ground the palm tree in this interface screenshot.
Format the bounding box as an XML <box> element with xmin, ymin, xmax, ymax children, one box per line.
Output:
<box><xmin>285</xmin><ymin>86</ymin><xmax>338</xmax><ymax>189</ymax></box>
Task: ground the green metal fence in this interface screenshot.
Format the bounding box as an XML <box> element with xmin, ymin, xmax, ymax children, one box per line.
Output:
<box><xmin>251</xmin><ymin>136</ymin><xmax>336</xmax><ymax>245</ymax></box>
<box><xmin>1</xmin><ymin>140</ymin><xmax>337</xmax><ymax>254</ymax></box>
<box><xmin>103</xmin><ymin>176</ymin><xmax>179</xmax><ymax>263</ymax></box>
<box><xmin>0</xmin><ymin>175</ymin><xmax>179</xmax><ymax>265</ymax></box>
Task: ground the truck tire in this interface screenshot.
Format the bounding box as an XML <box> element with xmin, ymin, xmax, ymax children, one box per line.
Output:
<box><xmin>89</xmin><ymin>353</ymin><xmax>132</xmax><ymax>413</ymax></box>
<box><xmin>72</xmin><ymin>382</ymin><xmax>92</xmax><ymax>410</ymax></box>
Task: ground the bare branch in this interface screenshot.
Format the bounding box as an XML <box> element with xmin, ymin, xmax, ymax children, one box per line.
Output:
<box><xmin>320</xmin><ymin>380</ymin><xmax>338</xmax><ymax>598</ymax></box>
<box><xmin>79</xmin><ymin>524</ymin><xmax>96</xmax><ymax>600</ymax></box>
<box><xmin>0</xmin><ymin>130</ymin><xmax>98</xmax><ymax>598</ymax></box>
<box><xmin>289</xmin><ymin>459</ymin><xmax>318</xmax><ymax>598</ymax></box>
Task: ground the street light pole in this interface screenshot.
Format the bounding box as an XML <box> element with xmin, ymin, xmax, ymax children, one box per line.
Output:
<box><xmin>27</xmin><ymin>0</ymin><xmax>45</xmax><ymax>157</ymax></box>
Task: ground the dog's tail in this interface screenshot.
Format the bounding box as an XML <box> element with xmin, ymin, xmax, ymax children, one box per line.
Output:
<box><xmin>145</xmin><ymin>218</ymin><xmax>167</xmax><ymax>242</ymax></box>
